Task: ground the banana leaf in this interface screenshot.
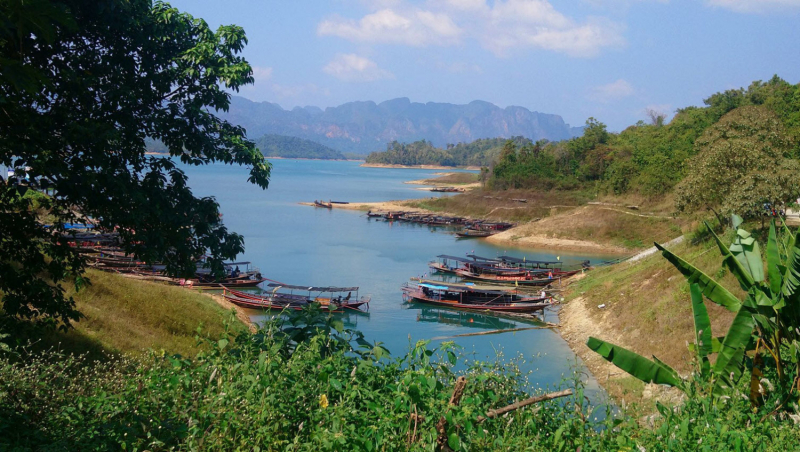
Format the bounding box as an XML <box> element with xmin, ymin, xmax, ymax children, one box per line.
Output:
<box><xmin>705</xmin><ymin>222</ymin><xmax>755</xmax><ymax>292</ymax></box>
<box><xmin>690</xmin><ymin>283</ymin><xmax>712</xmax><ymax>376</ymax></box>
<box><xmin>688</xmin><ymin>337</ymin><xmax>723</xmax><ymax>354</ymax></box>
<box><xmin>780</xmin><ymin>232</ymin><xmax>800</xmax><ymax>319</ymax></box>
<box><xmin>656</xmin><ymin>242</ymin><xmax>741</xmax><ymax>312</ymax></box>
<box><xmin>766</xmin><ymin>221</ymin><xmax>782</xmax><ymax>296</ymax></box>
<box><xmin>587</xmin><ymin>337</ymin><xmax>683</xmax><ymax>388</ymax></box>
<box><xmin>730</xmin><ymin>228</ymin><xmax>764</xmax><ymax>282</ymax></box>
<box><xmin>711</xmin><ymin>303</ymin><xmax>755</xmax><ymax>397</ymax></box>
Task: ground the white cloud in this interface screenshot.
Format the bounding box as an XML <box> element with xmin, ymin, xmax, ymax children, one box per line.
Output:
<box><xmin>323</xmin><ymin>54</ymin><xmax>395</xmax><ymax>82</ymax></box>
<box><xmin>319</xmin><ymin>0</ymin><xmax>625</xmax><ymax>58</ymax></box>
<box><xmin>589</xmin><ymin>79</ymin><xmax>635</xmax><ymax>102</ymax></box>
<box><xmin>318</xmin><ymin>9</ymin><xmax>462</xmax><ymax>46</ymax></box>
<box><xmin>706</xmin><ymin>0</ymin><xmax>800</xmax><ymax>12</ymax></box>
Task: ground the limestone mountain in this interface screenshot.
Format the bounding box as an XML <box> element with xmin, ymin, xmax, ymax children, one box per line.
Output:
<box><xmin>219</xmin><ymin>96</ymin><xmax>583</xmax><ymax>154</ymax></box>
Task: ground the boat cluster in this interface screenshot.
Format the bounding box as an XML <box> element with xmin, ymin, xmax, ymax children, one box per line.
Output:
<box><xmin>366</xmin><ymin>210</ymin><xmax>514</xmax><ymax>234</ymax></box>
<box><xmin>401</xmin><ymin>254</ymin><xmax>591</xmax><ymax>314</ymax></box>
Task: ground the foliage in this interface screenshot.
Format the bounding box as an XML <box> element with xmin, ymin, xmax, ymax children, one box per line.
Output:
<box><xmin>589</xmin><ymin>219</ymin><xmax>800</xmax><ymax>411</ymax></box>
<box><xmin>0</xmin><ymin>0</ymin><xmax>270</xmax><ymax>328</ymax></box>
<box><xmin>486</xmin><ymin>76</ymin><xmax>800</xmax><ymax>200</ymax></box>
<box><xmin>255</xmin><ymin>134</ymin><xmax>345</xmax><ymax>160</ymax></box>
<box><xmin>364</xmin><ymin>137</ymin><xmax>527</xmax><ymax>167</ymax></box>
<box><xmin>675</xmin><ymin>106</ymin><xmax>799</xmax><ymax>221</ymax></box>
<box><xmin>3</xmin><ymin>306</ymin><xmax>800</xmax><ymax>451</ymax></box>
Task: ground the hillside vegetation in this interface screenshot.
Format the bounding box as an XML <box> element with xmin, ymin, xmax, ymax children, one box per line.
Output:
<box><xmin>255</xmin><ymin>134</ymin><xmax>345</xmax><ymax>160</ymax></box>
<box><xmin>491</xmin><ymin>76</ymin><xmax>799</xmax><ymax>203</ymax></box>
<box><xmin>365</xmin><ymin>137</ymin><xmax>530</xmax><ymax>167</ymax></box>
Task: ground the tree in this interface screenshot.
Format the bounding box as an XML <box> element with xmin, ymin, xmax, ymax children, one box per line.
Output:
<box><xmin>0</xmin><ymin>0</ymin><xmax>270</xmax><ymax>329</ymax></box>
<box><xmin>675</xmin><ymin>106</ymin><xmax>798</xmax><ymax>224</ymax></box>
<box><xmin>646</xmin><ymin>108</ymin><xmax>667</xmax><ymax>127</ymax></box>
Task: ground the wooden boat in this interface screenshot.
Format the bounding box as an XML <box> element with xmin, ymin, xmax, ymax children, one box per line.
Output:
<box><xmin>314</xmin><ymin>200</ymin><xmax>333</xmax><ymax>208</ymax></box>
<box><xmin>453</xmin><ymin>267</ymin><xmax>556</xmax><ymax>287</ymax></box>
<box><xmin>456</xmin><ymin>228</ymin><xmax>496</xmax><ymax>238</ymax></box>
<box><xmin>223</xmin><ymin>285</ymin><xmax>370</xmax><ymax>312</ymax></box>
<box><xmin>430</xmin><ymin>187</ymin><xmax>464</xmax><ymax>193</ymax></box>
<box><xmin>401</xmin><ymin>282</ymin><xmax>551</xmax><ymax>313</ymax></box>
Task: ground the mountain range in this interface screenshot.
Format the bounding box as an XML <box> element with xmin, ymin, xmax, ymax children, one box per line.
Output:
<box><xmin>219</xmin><ymin>96</ymin><xmax>583</xmax><ymax>155</ymax></box>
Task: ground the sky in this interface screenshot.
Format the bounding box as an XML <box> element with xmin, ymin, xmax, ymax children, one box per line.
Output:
<box><xmin>167</xmin><ymin>0</ymin><xmax>800</xmax><ymax>131</ymax></box>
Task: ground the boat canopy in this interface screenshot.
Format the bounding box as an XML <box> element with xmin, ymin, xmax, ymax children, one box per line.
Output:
<box><xmin>267</xmin><ymin>283</ymin><xmax>359</xmax><ymax>293</ymax></box>
<box><xmin>465</xmin><ymin>254</ymin><xmax>503</xmax><ymax>263</ymax></box>
<box><xmin>497</xmin><ymin>256</ymin><xmax>561</xmax><ymax>265</ymax></box>
<box><xmin>467</xmin><ymin>262</ymin><xmax>528</xmax><ymax>273</ymax></box>
<box><xmin>418</xmin><ymin>282</ymin><xmax>524</xmax><ymax>296</ymax></box>
<box><xmin>436</xmin><ymin>254</ymin><xmax>485</xmax><ymax>263</ymax></box>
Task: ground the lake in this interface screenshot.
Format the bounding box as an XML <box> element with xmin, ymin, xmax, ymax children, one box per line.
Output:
<box><xmin>181</xmin><ymin>158</ymin><xmax>610</xmax><ymax>399</ymax></box>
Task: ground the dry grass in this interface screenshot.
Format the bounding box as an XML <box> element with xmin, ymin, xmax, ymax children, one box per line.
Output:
<box><xmin>405</xmin><ymin>188</ymin><xmax>588</xmax><ymax>223</ymax></box>
<box><xmin>421</xmin><ymin>173</ymin><xmax>480</xmax><ymax>185</ymax></box>
<box><xmin>35</xmin><ymin>269</ymin><xmax>245</xmax><ymax>359</ymax></box>
<box><xmin>562</xmin><ymin>236</ymin><xmax>744</xmax><ymax>406</ymax></box>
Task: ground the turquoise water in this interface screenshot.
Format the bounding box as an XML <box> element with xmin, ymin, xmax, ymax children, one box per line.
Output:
<box><xmin>181</xmin><ymin>159</ymin><xmax>609</xmax><ymax>397</ymax></box>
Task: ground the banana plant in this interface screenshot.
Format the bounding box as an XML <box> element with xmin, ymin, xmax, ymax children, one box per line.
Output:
<box><xmin>588</xmin><ymin>218</ymin><xmax>800</xmax><ymax>404</ymax></box>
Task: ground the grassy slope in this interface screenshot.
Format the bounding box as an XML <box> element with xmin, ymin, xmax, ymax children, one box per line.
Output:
<box><xmin>405</xmin><ymin>188</ymin><xmax>684</xmax><ymax>251</ymax></box>
<box><xmin>562</xmin><ymin>233</ymin><xmax>744</xmax><ymax>405</ymax></box>
<box><xmin>37</xmin><ymin>269</ymin><xmax>245</xmax><ymax>358</ymax></box>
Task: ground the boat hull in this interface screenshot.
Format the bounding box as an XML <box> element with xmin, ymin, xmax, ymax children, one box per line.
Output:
<box><xmin>401</xmin><ymin>288</ymin><xmax>549</xmax><ymax>313</ymax></box>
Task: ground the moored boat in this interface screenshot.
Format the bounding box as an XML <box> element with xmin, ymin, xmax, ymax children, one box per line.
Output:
<box><xmin>455</xmin><ymin>228</ymin><xmax>496</xmax><ymax>238</ymax></box>
<box><xmin>401</xmin><ymin>282</ymin><xmax>551</xmax><ymax>313</ymax></box>
<box><xmin>314</xmin><ymin>200</ymin><xmax>333</xmax><ymax>208</ymax></box>
<box><xmin>223</xmin><ymin>284</ymin><xmax>370</xmax><ymax>312</ymax></box>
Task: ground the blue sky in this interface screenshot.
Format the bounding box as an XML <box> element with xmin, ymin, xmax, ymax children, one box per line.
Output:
<box><xmin>167</xmin><ymin>0</ymin><xmax>800</xmax><ymax>131</ymax></box>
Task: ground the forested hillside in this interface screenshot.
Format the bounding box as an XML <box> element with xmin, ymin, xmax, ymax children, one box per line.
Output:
<box><xmin>365</xmin><ymin>137</ymin><xmax>530</xmax><ymax>167</ymax></box>
<box><xmin>490</xmin><ymin>75</ymin><xmax>800</xmax><ymax>218</ymax></box>
<box><xmin>255</xmin><ymin>134</ymin><xmax>345</xmax><ymax>160</ymax></box>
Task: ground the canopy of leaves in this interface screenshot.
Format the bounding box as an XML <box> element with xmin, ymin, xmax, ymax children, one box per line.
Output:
<box><xmin>675</xmin><ymin>106</ymin><xmax>798</xmax><ymax>219</ymax></box>
<box><xmin>0</xmin><ymin>0</ymin><xmax>270</xmax><ymax>329</ymax></box>
<box><xmin>486</xmin><ymin>76</ymin><xmax>799</xmax><ymax>199</ymax></box>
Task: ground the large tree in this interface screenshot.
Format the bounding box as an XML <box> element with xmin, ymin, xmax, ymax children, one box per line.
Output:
<box><xmin>0</xmin><ymin>0</ymin><xmax>270</xmax><ymax>329</ymax></box>
<box><xmin>675</xmin><ymin>105</ymin><xmax>798</xmax><ymax>223</ymax></box>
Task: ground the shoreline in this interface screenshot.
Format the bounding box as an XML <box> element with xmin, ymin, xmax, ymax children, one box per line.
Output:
<box><xmin>361</xmin><ymin>163</ymin><xmax>481</xmax><ymax>171</ymax></box>
<box><xmin>298</xmin><ymin>200</ymin><xmax>632</xmax><ymax>256</ymax></box>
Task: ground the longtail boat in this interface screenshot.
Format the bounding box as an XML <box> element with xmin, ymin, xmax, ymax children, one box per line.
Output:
<box><xmin>314</xmin><ymin>200</ymin><xmax>333</xmax><ymax>208</ymax></box>
<box><xmin>456</xmin><ymin>228</ymin><xmax>496</xmax><ymax>238</ymax></box>
<box><xmin>401</xmin><ymin>282</ymin><xmax>551</xmax><ymax>313</ymax></box>
<box><xmin>453</xmin><ymin>266</ymin><xmax>557</xmax><ymax>287</ymax></box>
<box><xmin>223</xmin><ymin>284</ymin><xmax>370</xmax><ymax>312</ymax></box>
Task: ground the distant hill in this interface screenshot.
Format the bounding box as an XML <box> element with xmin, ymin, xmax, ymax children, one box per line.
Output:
<box><xmin>255</xmin><ymin>134</ymin><xmax>345</xmax><ymax>160</ymax></box>
<box><xmin>218</xmin><ymin>97</ymin><xmax>583</xmax><ymax>154</ymax></box>
<box><xmin>365</xmin><ymin>137</ymin><xmax>532</xmax><ymax>167</ymax></box>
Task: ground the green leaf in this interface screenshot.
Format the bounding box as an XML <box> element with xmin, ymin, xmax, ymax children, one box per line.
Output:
<box><xmin>586</xmin><ymin>337</ymin><xmax>683</xmax><ymax>388</ymax></box>
<box><xmin>706</xmin><ymin>222</ymin><xmax>755</xmax><ymax>291</ymax></box>
<box><xmin>690</xmin><ymin>284</ymin><xmax>712</xmax><ymax>376</ymax></box>
<box><xmin>711</xmin><ymin>305</ymin><xmax>755</xmax><ymax>397</ymax></box>
<box><xmin>730</xmin><ymin>228</ymin><xmax>765</xmax><ymax>282</ymax></box>
<box><xmin>781</xmin><ymin>232</ymin><xmax>800</xmax><ymax>313</ymax></box>
<box><xmin>766</xmin><ymin>220</ymin><xmax>782</xmax><ymax>295</ymax></box>
<box><xmin>656</xmin><ymin>243</ymin><xmax>741</xmax><ymax>312</ymax></box>
<box><xmin>448</xmin><ymin>432</ymin><xmax>460</xmax><ymax>450</ymax></box>
<box><xmin>217</xmin><ymin>339</ymin><xmax>229</xmax><ymax>350</ymax></box>
<box><xmin>331</xmin><ymin>320</ymin><xmax>344</xmax><ymax>333</ymax></box>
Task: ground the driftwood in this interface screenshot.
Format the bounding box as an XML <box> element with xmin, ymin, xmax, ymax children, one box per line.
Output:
<box><xmin>436</xmin><ymin>376</ymin><xmax>467</xmax><ymax>451</ymax></box>
<box><xmin>477</xmin><ymin>389</ymin><xmax>573</xmax><ymax>423</ymax></box>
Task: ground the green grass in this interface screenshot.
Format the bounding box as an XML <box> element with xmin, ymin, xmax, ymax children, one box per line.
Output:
<box><xmin>33</xmin><ymin>269</ymin><xmax>245</xmax><ymax>359</ymax></box>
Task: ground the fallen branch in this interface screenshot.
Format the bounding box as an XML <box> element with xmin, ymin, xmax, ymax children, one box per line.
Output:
<box><xmin>477</xmin><ymin>389</ymin><xmax>573</xmax><ymax>423</ymax></box>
